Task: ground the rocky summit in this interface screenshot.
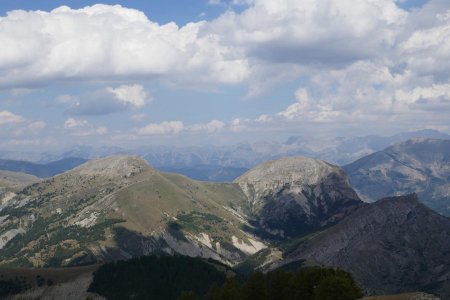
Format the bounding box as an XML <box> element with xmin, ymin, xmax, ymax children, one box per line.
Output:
<box><xmin>235</xmin><ymin>156</ymin><xmax>362</xmax><ymax>238</ymax></box>
<box><xmin>282</xmin><ymin>194</ymin><xmax>450</xmax><ymax>298</ymax></box>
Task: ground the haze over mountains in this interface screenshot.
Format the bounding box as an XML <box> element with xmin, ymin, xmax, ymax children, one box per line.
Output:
<box><xmin>0</xmin><ymin>157</ymin><xmax>87</xmax><ymax>178</ymax></box>
<box><xmin>0</xmin><ymin>129</ymin><xmax>448</xmax><ymax>182</ymax></box>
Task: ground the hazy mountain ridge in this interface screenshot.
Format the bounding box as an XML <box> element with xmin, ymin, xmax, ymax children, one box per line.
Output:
<box><xmin>2</xmin><ymin>129</ymin><xmax>448</xmax><ymax>182</ymax></box>
<box><xmin>0</xmin><ymin>157</ymin><xmax>87</xmax><ymax>178</ymax></box>
<box><xmin>282</xmin><ymin>194</ymin><xmax>450</xmax><ymax>298</ymax></box>
<box><xmin>344</xmin><ymin>138</ymin><xmax>450</xmax><ymax>215</ymax></box>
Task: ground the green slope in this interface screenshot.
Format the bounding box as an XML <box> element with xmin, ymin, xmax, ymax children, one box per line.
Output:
<box><xmin>0</xmin><ymin>156</ymin><xmax>265</xmax><ymax>267</ymax></box>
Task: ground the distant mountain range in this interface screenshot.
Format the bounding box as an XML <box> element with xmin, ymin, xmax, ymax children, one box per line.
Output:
<box><xmin>0</xmin><ymin>157</ymin><xmax>87</xmax><ymax>178</ymax></box>
<box><xmin>344</xmin><ymin>138</ymin><xmax>450</xmax><ymax>215</ymax></box>
<box><xmin>1</xmin><ymin>129</ymin><xmax>448</xmax><ymax>182</ymax></box>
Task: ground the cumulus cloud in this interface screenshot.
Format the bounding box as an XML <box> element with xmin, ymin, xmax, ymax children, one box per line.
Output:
<box><xmin>0</xmin><ymin>111</ymin><xmax>25</xmax><ymax>125</ymax></box>
<box><xmin>0</xmin><ymin>4</ymin><xmax>249</xmax><ymax>88</ymax></box>
<box><xmin>208</xmin><ymin>0</ymin><xmax>253</xmax><ymax>6</ymax></box>
<box><xmin>5</xmin><ymin>137</ymin><xmax>55</xmax><ymax>147</ymax></box>
<box><xmin>64</xmin><ymin>118</ymin><xmax>87</xmax><ymax>129</ymax></box>
<box><xmin>3</xmin><ymin>1</ymin><xmax>450</xmax><ymax>139</ymax></box>
<box><xmin>72</xmin><ymin>126</ymin><xmax>108</xmax><ymax>136</ymax></box>
<box><xmin>64</xmin><ymin>84</ymin><xmax>150</xmax><ymax>115</ymax></box>
<box><xmin>274</xmin><ymin>57</ymin><xmax>450</xmax><ymax>133</ymax></box>
<box><xmin>207</xmin><ymin>0</ymin><xmax>406</xmax><ymax>65</ymax></box>
<box><xmin>190</xmin><ymin>120</ymin><xmax>225</xmax><ymax>133</ymax></box>
<box><xmin>137</xmin><ymin>121</ymin><xmax>185</xmax><ymax>135</ymax></box>
<box><xmin>12</xmin><ymin>121</ymin><xmax>47</xmax><ymax>136</ymax></box>
<box><xmin>106</xmin><ymin>84</ymin><xmax>148</xmax><ymax>108</ymax></box>
<box><xmin>27</xmin><ymin>121</ymin><xmax>46</xmax><ymax>131</ymax></box>
<box><xmin>137</xmin><ymin>119</ymin><xmax>229</xmax><ymax>135</ymax></box>
<box><xmin>63</xmin><ymin>118</ymin><xmax>108</xmax><ymax>136</ymax></box>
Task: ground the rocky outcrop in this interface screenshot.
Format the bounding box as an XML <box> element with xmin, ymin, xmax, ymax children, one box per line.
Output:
<box><xmin>235</xmin><ymin>157</ymin><xmax>362</xmax><ymax>238</ymax></box>
<box><xmin>344</xmin><ymin>138</ymin><xmax>450</xmax><ymax>215</ymax></box>
<box><xmin>283</xmin><ymin>194</ymin><xmax>450</xmax><ymax>299</ymax></box>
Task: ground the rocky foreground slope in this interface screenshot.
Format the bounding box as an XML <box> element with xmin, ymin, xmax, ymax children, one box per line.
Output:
<box><xmin>344</xmin><ymin>138</ymin><xmax>450</xmax><ymax>215</ymax></box>
<box><xmin>283</xmin><ymin>194</ymin><xmax>450</xmax><ymax>298</ymax></box>
<box><xmin>0</xmin><ymin>155</ymin><xmax>362</xmax><ymax>268</ymax></box>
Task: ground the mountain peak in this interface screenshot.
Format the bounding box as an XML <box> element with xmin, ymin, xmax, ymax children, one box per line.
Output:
<box><xmin>235</xmin><ymin>156</ymin><xmax>362</xmax><ymax>237</ymax></box>
<box><xmin>235</xmin><ymin>156</ymin><xmax>339</xmax><ymax>188</ymax></box>
<box><xmin>70</xmin><ymin>155</ymin><xmax>151</xmax><ymax>178</ymax></box>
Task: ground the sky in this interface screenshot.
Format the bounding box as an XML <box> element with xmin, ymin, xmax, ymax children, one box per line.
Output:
<box><xmin>0</xmin><ymin>0</ymin><xmax>449</xmax><ymax>151</ymax></box>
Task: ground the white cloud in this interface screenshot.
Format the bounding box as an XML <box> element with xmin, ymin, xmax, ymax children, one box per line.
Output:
<box><xmin>273</xmin><ymin>58</ymin><xmax>450</xmax><ymax>133</ymax></box>
<box><xmin>137</xmin><ymin>121</ymin><xmax>184</xmax><ymax>135</ymax></box>
<box><xmin>0</xmin><ymin>111</ymin><xmax>25</xmax><ymax>125</ymax></box>
<box><xmin>64</xmin><ymin>84</ymin><xmax>150</xmax><ymax>116</ymax></box>
<box><xmin>106</xmin><ymin>84</ymin><xmax>149</xmax><ymax>108</ymax></box>
<box><xmin>277</xmin><ymin>89</ymin><xmax>312</xmax><ymax>120</ymax></box>
<box><xmin>6</xmin><ymin>137</ymin><xmax>55</xmax><ymax>147</ymax></box>
<box><xmin>27</xmin><ymin>121</ymin><xmax>46</xmax><ymax>131</ymax></box>
<box><xmin>230</xmin><ymin>118</ymin><xmax>248</xmax><ymax>132</ymax></box>
<box><xmin>9</xmin><ymin>88</ymin><xmax>32</xmax><ymax>96</ymax></box>
<box><xmin>57</xmin><ymin>94</ymin><xmax>79</xmax><ymax>104</ymax></box>
<box><xmin>208</xmin><ymin>0</ymin><xmax>254</xmax><ymax>6</ymax></box>
<box><xmin>190</xmin><ymin>120</ymin><xmax>225</xmax><ymax>133</ymax></box>
<box><xmin>3</xmin><ymin>1</ymin><xmax>450</xmax><ymax>139</ymax></box>
<box><xmin>13</xmin><ymin>121</ymin><xmax>47</xmax><ymax>136</ymax></box>
<box><xmin>207</xmin><ymin>0</ymin><xmax>406</xmax><ymax>65</ymax></box>
<box><xmin>0</xmin><ymin>4</ymin><xmax>249</xmax><ymax>88</ymax></box>
<box><xmin>63</xmin><ymin>117</ymin><xmax>108</xmax><ymax>136</ymax></box>
<box><xmin>72</xmin><ymin>126</ymin><xmax>108</xmax><ymax>136</ymax></box>
<box><xmin>131</xmin><ymin>113</ymin><xmax>146</xmax><ymax>121</ymax></box>
<box><xmin>64</xmin><ymin>118</ymin><xmax>87</xmax><ymax>129</ymax></box>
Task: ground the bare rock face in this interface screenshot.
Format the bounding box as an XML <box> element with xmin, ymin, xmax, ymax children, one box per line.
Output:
<box><xmin>284</xmin><ymin>194</ymin><xmax>450</xmax><ymax>299</ymax></box>
<box><xmin>234</xmin><ymin>157</ymin><xmax>362</xmax><ymax>238</ymax></box>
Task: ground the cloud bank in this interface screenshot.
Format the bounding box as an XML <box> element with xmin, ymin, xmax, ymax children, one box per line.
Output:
<box><xmin>2</xmin><ymin>0</ymin><xmax>450</xmax><ymax>143</ymax></box>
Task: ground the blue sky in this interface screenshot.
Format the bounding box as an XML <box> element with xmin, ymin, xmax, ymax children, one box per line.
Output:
<box><xmin>1</xmin><ymin>0</ymin><xmax>449</xmax><ymax>151</ymax></box>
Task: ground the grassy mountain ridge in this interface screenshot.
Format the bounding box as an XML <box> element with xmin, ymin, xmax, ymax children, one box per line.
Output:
<box><xmin>0</xmin><ymin>156</ymin><xmax>266</xmax><ymax>267</ymax></box>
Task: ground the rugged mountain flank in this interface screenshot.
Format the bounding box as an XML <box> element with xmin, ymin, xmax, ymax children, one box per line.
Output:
<box><xmin>0</xmin><ymin>156</ymin><xmax>265</xmax><ymax>267</ymax></box>
<box><xmin>344</xmin><ymin>138</ymin><xmax>450</xmax><ymax>215</ymax></box>
<box><xmin>235</xmin><ymin>157</ymin><xmax>362</xmax><ymax>238</ymax></box>
<box><xmin>283</xmin><ymin>194</ymin><xmax>450</xmax><ymax>298</ymax></box>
